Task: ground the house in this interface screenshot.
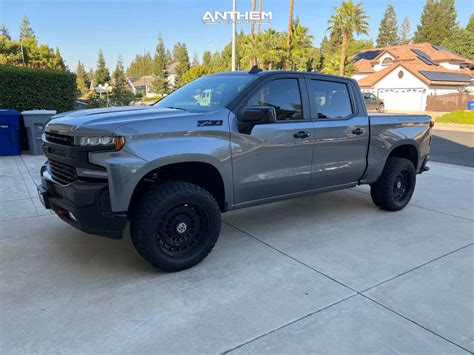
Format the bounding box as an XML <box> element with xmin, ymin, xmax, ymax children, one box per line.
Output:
<box><xmin>127</xmin><ymin>75</ymin><xmax>155</xmax><ymax>97</ymax></box>
<box><xmin>127</xmin><ymin>63</ymin><xmax>179</xmax><ymax>98</ymax></box>
<box><xmin>352</xmin><ymin>43</ymin><xmax>473</xmax><ymax>111</ymax></box>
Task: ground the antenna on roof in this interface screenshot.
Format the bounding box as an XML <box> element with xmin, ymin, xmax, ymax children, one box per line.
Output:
<box><xmin>249</xmin><ymin>65</ymin><xmax>262</xmax><ymax>74</ymax></box>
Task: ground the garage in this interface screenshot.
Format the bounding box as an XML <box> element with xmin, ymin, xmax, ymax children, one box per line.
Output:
<box><xmin>377</xmin><ymin>88</ymin><xmax>426</xmax><ymax>111</ymax></box>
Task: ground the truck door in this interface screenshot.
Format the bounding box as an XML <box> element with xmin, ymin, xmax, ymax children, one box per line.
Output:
<box><xmin>231</xmin><ymin>76</ymin><xmax>314</xmax><ymax>206</ymax></box>
<box><xmin>306</xmin><ymin>77</ymin><xmax>369</xmax><ymax>189</ymax></box>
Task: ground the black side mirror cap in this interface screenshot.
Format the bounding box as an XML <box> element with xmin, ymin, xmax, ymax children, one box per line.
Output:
<box><xmin>239</xmin><ymin>106</ymin><xmax>276</xmax><ymax>124</ymax></box>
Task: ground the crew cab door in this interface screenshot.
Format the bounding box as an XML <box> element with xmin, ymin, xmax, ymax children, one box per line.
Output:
<box><xmin>230</xmin><ymin>76</ymin><xmax>314</xmax><ymax>206</ymax></box>
<box><xmin>305</xmin><ymin>77</ymin><xmax>369</xmax><ymax>189</ymax></box>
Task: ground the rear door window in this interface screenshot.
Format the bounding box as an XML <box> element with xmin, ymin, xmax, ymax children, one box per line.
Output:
<box><xmin>308</xmin><ymin>80</ymin><xmax>353</xmax><ymax>119</ymax></box>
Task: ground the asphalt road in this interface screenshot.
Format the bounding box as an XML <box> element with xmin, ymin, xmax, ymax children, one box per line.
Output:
<box><xmin>430</xmin><ymin>129</ymin><xmax>473</xmax><ymax>167</ymax></box>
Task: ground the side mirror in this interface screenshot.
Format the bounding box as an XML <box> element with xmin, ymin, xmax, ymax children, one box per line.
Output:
<box><xmin>240</xmin><ymin>106</ymin><xmax>276</xmax><ymax>124</ymax></box>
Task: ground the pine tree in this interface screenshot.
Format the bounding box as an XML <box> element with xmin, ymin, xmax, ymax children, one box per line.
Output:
<box><xmin>191</xmin><ymin>53</ymin><xmax>199</xmax><ymax>67</ymax></box>
<box><xmin>413</xmin><ymin>0</ymin><xmax>457</xmax><ymax>44</ymax></box>
<box><xmin>466</xmin><ymin>14</ymin><xmax>474</xmax><ymax>32</ymax></box>
<box><xmin>202</xmin><ymin>51</ymin><xmax>212</xmax><ymax>67</ymax></box>
<box><xmin>20</xmin><ymin>17</ymin><xmax>35</xmax><ymax>40</ymax></box>
<box><xmin>127</xmin><ymin>53</ymin><xmax>153</xmax><ymax>77</ymax></box>
<box><xmin>111</xmin><ymin>56</ymin><xmax>134</xmax><ymax>106</ymax></box>
<box><xmin>398</xmin><ymin>17</ymin><xmax>411</xmax><ymax>44</ymax></box>
<box><xmin>173</xmin><ymin>42</ymin><xmax>190</xmax><ymax>88</ymax></box>
<box><xmin>0</xmin><ymin>24</ymin><xmax>10</xmax><ymax>40</ymax></box>
<box><xmin>442</xmin><ymin>28</ymin><xmax>474</xmax><ymax>59</ymax></box>
<box><xmin>76</xmin><ymin>61</ymin><xmax>89</xmax><ymax>96</ymax></box>
<box><xmin>95</xmin><ymin>50</ymin><xmax>110</xmax><ymax>85</ymax></box>
<box><xmin>151</xmin><ymin>35</ymin><xmax>169</xmax><ymax>97</ymax></box>
<box><xmin>376</xmin><ymin>4</ymin><xmax>398</xmax><ymax>47</ymax></box>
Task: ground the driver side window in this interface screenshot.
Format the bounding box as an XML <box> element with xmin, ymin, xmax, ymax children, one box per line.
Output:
<box><xmin>245</xmin><ymin>79</ymin><xmax>303</xmax><ymax>121</ymax></box>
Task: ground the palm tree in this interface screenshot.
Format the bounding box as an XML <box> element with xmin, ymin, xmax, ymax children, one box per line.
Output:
<box><xmin>257</xmin><ymin>0</ymin><xmax>263</xmax><ymax>33</ymax></box>
<box><xmin>287</xmin><ymin>0</ymin><xmax>295</xmax><ymax>48</ymax></box>
<box><xmin>250</xmin><ymin>0</ymin><xmax>256</xmax><ymax>35</ymax></box>
<box><xmin>328</xmin><ymin>0</ymin><xmax>369</xmax><ymax>75</ymax></box>
<box><xmin>260</xmin><ymin>29</ymin><xmax>285</xmax><ymax>69</ymax></box>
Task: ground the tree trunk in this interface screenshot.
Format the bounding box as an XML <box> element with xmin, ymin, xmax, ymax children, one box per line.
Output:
<box><xmin>339</xmin><ymin>30</ymin><xmax>348</xmax><ymax>76</ymax></box>
<box><xmin>286</xmin><ymin>0</ymin><xmax>294</xmax><ymax>48</ymax></box>
<box><xmin>250</xmin><ymin>0</ymin><xmax>256</xmax><ymax>35</ymax></box>
<box><xmin>257</xmin><ymin>0</ymin><xmax>263</xmax><ymax>33</ymax></box>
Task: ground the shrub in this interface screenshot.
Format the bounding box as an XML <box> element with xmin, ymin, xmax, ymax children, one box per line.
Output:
<box><xmin>0</xmin><ymin>65</ymin><xmax>76</xmax><ymax>112</ymax></box>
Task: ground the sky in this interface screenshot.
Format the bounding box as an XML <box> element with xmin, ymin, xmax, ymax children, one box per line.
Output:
<box><xmin>1</xmin><ymin>0</ymin><xmax>473</xmax><ymax>71</ymax></box>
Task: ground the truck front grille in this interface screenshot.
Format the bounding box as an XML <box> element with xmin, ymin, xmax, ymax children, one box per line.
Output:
<box><xmin>45</xmin><ymin>132</ymin><xmax>74</xmax><ymax>146</ymax></box>
<box><xmin>49</xmin><ymin>160</ymin><xmax>77</xmax><ymax>185</ymax></box>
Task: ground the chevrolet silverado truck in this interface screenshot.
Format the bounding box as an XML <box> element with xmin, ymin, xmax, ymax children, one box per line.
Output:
<box><xmin>37</xmin><ymin>68</ymin><xmax>432</xmax><ymax>272</ymax></box>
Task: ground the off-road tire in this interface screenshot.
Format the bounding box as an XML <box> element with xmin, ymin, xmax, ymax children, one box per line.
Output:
<box><xmin>130</xmin><ymin>181</ymin><xmax>221</xmax><ymax>272</ymax></box>
<box><xmin>370</xmin><ymin>157</ymin><xmax>416</xmax><ymax>211</ymax></box>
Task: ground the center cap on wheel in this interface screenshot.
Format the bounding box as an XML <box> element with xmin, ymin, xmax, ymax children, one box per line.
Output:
<box><xmin>176</xmin><ymin>222</ymin><xmax>187</xmax><ymax>234</ymax></box>
<box><xmin>396</xmin><ymin>181</ymin><xmax>402</xmax><ymax>189</ymax></box>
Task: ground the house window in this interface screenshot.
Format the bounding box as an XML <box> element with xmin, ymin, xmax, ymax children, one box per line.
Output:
<box><xmin>382</xmin><ymin>57</ymin><xmax>393</xmax><ymax>66</ymax></box>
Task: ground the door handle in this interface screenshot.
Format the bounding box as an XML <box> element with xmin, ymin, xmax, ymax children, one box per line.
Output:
<box><xmin>352</xmin><ymin>128</ymin><xmax>364</xmax><ymax>135</ymax></box>
<box><xmin>293</xmin><ymin>131</ymin><xmax>311</xmax><ymax>139</ymax></box>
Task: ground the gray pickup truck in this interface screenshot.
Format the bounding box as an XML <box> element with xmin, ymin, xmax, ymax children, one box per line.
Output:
<box><xmin>37</xmin><ymin>68</ymin><xmax>432</xmax><ymax>271</ymax></box>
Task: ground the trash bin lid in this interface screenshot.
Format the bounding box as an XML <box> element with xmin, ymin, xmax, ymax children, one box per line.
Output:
<box><xmin>0</xmin><ymin>109</ymin><xmax>21</xmax><ymax>116</ymax></box>
<box><xmin>21</xmin><ymin>110</ymin><xmax>57</xmax><ymax>115</ymax></box>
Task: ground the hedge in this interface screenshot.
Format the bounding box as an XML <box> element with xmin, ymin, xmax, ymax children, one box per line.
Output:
<box><xmin>0</xmin><ymin>65</ymin><xmax>77</xmax><ymax>112</ymax></box>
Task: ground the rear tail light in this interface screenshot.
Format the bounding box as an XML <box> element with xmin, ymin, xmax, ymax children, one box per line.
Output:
<box><xmin>430</xmin><ymin>120</ymin><xmax>435</xmax><ymax>128</ymax></box>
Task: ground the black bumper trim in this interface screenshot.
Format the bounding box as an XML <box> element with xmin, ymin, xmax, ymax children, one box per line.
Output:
<box><xmin>38</xmin><ymin>168</ymin><xmax>126</xmax><ymax>239</ymax></box>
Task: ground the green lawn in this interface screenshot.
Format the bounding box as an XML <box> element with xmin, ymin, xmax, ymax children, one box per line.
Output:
<box><xmin>436</xmin><ymin>110</ymin><xmax>474</xmax><ymax>124</ymax></box>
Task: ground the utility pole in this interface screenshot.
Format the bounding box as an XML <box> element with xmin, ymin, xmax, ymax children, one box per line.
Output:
<box><xmin>231</xmin><ymin>0</ymin><xmax>236</xmax><ymax>71</ymax></box>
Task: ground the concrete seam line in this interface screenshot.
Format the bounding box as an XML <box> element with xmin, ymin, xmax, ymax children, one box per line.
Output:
<box><xmin>361</xmin><ymin>294</ymin><xmax>472</xmax><ymax>354</ymax></box>
<box><xmin>223</xmin><ymin>221</ymin><xmax>359</xmax><ymax>293</ymax></box>
<box><xmin>361</xmin><ymin>243</ymin><xmax>474</xmax><ymax>294</ymax></box>
<box><xmin>350</xmin><ymin>188</ymin><xmax>474</xmax><ymax>222</ymax></box>
<box><xmin>222</xmin><ymin>293</ymin><xmax>359</xmax><ymax>354</ymax></box>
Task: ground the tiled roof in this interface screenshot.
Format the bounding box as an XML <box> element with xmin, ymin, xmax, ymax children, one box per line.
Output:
<box><xmin>358</xmin><ymin>61</ymin><xmax>472</xmax><ymax>87</ymax></box>
<box><xmin>354</xmin><ymin>43</ymin><xmax>473</xmax><ymax>87</ymax></box>
<box><xmin>354</xmin><ymin>59</ymin><xmax>374</xmax><ymax>73</ymax></box>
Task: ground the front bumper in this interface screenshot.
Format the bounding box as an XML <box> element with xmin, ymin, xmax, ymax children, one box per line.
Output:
<box><xmin>37</xmin><ymin>165</ymin><xmax>126</xmax><ymax>239</ymax></box>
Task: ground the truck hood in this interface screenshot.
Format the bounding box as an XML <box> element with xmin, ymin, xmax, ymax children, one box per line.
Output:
<box><xmin>45</xmin><ymin>106</ymin><xmax>200</xmax><ymax>135</ymax></box>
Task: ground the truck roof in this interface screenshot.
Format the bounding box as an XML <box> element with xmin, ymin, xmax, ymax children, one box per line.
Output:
<box><xmin>209</xmin><ymin>69</ymin><xmax>351</xmax><ymax>82</ymax></box>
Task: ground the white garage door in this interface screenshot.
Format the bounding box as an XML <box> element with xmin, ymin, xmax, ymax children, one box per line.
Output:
<box><xmin>377</xmin><ymin>88</ymin><xmax>425</xmax><ymax>111</ymax></box>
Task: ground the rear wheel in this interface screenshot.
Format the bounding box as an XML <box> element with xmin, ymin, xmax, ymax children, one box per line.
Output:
<box><xmin>130</xmin><ymin>181</ymin><xmax>221</xmax><ymax>271</ymax></box>
<box><xmin>370</xmin><ymin>157</ymin><xmax>416</xmax><ymax>211</ymax></box>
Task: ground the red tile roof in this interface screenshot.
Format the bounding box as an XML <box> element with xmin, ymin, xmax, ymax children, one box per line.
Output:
<box><xmin>354</xmin><ymin>43</ymin><xmax>473</xmax><ymax>87</ymax></box>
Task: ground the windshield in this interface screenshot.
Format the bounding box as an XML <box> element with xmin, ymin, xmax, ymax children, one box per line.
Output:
<box><xmin>154</xmin><ymin>74</ymin><xmax>256</xmax><ymax>112</ymax></box>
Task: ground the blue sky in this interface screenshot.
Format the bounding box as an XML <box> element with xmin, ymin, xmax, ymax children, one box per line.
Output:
<box><xmin>1</xmin><ymin>0</ymin><xmax>472</xmax><ymax>71</ymax></box>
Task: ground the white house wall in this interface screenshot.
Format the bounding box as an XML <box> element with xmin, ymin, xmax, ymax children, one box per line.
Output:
<box><xmin>352</xmin><ymin>73</ymin><xmax>369</xmax><ymax>81</ymax></box>
<box><xmin>372</xmin><ymin>67</ymin><xmax>429</xmax><ymax>111</ymax></box>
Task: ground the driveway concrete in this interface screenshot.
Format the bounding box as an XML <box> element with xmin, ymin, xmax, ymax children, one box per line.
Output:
<box><xmin>0</xmin><ymin>155</ymin><xmax>473</xmax><ymax>354</ymax></box>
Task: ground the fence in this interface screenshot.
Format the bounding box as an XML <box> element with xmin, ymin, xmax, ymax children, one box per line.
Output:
<box><xmin>426</xmin><ymin>92</ymin><xmax>473</xmax><ymax>111</ymax></box>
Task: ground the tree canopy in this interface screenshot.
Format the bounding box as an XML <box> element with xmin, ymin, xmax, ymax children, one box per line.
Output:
<box><xmin>94</xmin><ymin>50</ymin><xmax>110</xmax><ymax>85</ymax></box>
<box><xmin>376</xmin><ymin>4</ymin><xmax>398</xmax><ymax>47</ymax></box>
<box><xmin>413</xmin><ymin>0</ymin><xmax>457</xmax><ymax>44</ymax></box>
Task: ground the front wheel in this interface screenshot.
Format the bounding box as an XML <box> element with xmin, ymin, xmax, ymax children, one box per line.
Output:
<box><xmin>377</xmin><ymin>104</ymin><xmax>385</xmax><ymax>113</ymax></box>
<box><xmin>370</xmin><ymin>157</ymin><xmax>416</xmax><ymax>211</ymax></box>
<box><xmin>130</xmin><ymin>181</ymin><xmax>221</xmax><ymax>272</ymax></box>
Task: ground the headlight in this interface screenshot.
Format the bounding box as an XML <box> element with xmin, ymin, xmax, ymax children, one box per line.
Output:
<box><xmin>78</xmin><ymin>136</ymin><xmax>125</xmax><ymax>150</ymax></box>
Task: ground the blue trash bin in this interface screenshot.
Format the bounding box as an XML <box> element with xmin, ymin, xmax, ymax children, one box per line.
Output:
<box><xmin>467</xmin><ymin>101</ymin><xmax>474</xmax><ymax>110</ymax></box>
<box><xmin>0</xmin><ymin>109</ymin><xmax>21</xmax><ymax>156</ymax></box>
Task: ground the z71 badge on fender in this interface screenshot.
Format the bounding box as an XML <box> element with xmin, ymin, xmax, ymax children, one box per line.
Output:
<box><xmin>197</xmin><ymin>120</ymin><xmax>223</xmax><ymax>127</ymax></box>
